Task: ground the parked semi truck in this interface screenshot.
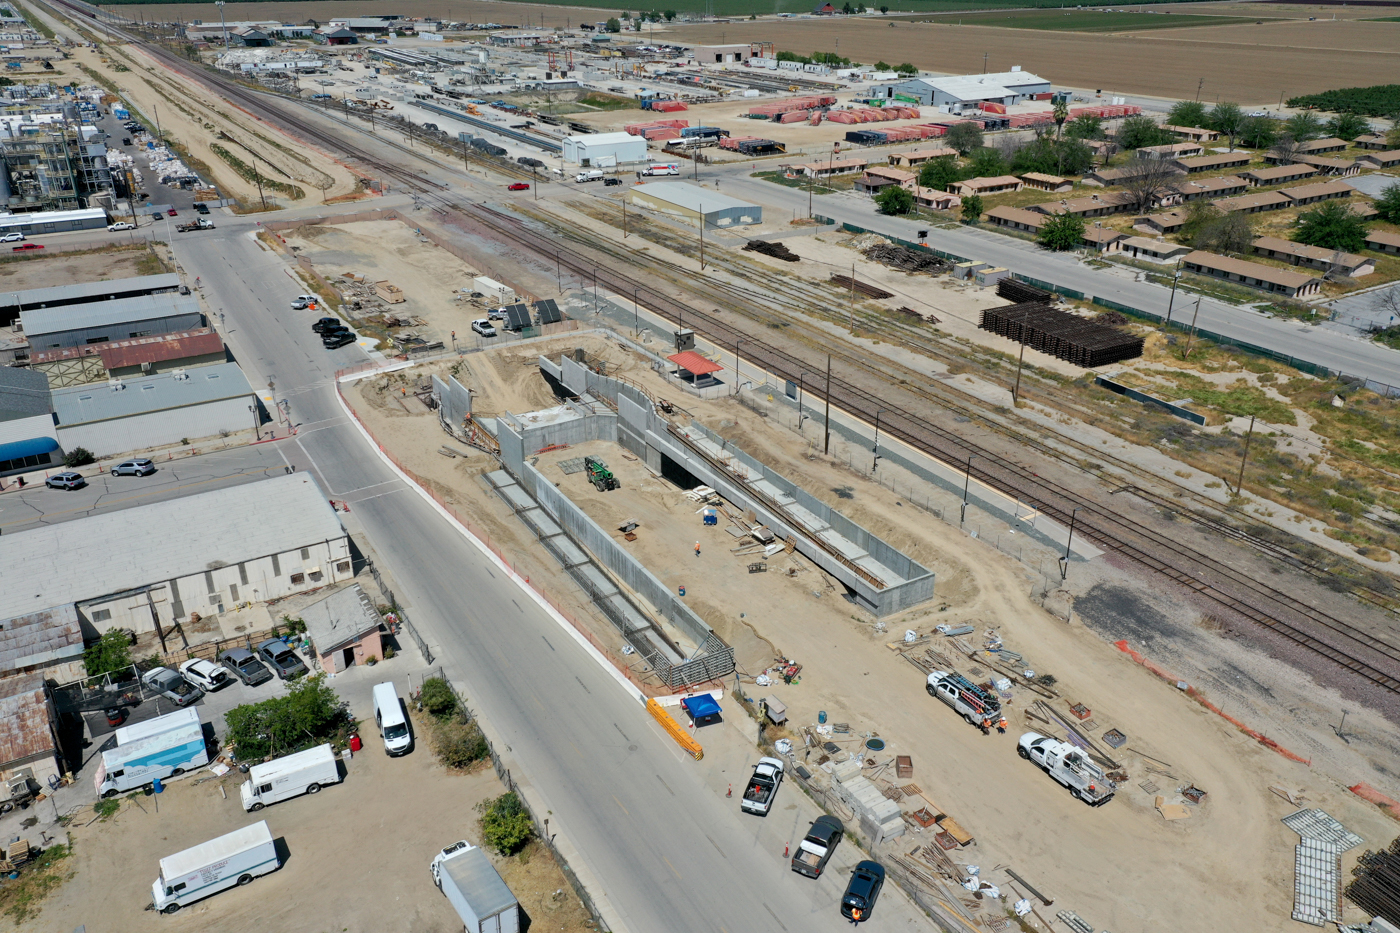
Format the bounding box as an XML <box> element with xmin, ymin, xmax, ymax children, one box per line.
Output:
<box><xmin>431</xmin><ymin>840</ymin><xmax>521</xmax><ymax>933</ymax></box>
<box><xmin>96</xmin><ymin>708</ymin><xmax>208</xmax><ymax>798</ymax></box>
<box><xmin>740</xmin><ymin>757</ymin><xmax>785</xmax><ymax>817</ymax></box>
<box><xmin>1017</xmin><ymin>732</ymin><xmax>1117</xmax><ymax>805</ymax></box>
<box><xmin>150</xmin><ymin>821</ymin><xmax>280</xmax><ymax>914</ymax></box>
<box><xmin>240</xmin><ymin>743</ymin><xmax>341</xmax><ymax>811</ymax></box>
<box><xmin>926</xmin><ymin>670</ymin><xmax>1001</xmax><ymax>727</ymax></box>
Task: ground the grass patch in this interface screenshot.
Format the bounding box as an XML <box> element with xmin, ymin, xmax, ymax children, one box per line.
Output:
<box><xmin>753</xmin><ymin>170</ymin><xmax>837</xmax><ymax>194</ymax></box>
<box><xmin>916</xmin><ymin>9</ymin><xmax>1257</xmax><ymax>30</ymax></box>
<box><xmin>1156</xmin><ymin>372</ymin><xmax>1297</xmax><ymax>424</ymax></box>
<box><xmin>93</xmin><ymin>798</ymin><xmax>121</xmax><ymax>820</ymax></box>
<box><xmin>576</xmin><ymin>93</ymin><xmax>640</xmax><ymax>111</ymax></box>
<box><xmin>0</xmin><ymin>843</ymin><xmax>72</xmax><ymax>925</ymax></box>
<box><xmin>210</xmin><ymin>144</ymin><xmax>305</xmax><ymax>200</ymax></box>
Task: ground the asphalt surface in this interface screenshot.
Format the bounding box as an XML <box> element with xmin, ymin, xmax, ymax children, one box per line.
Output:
<box><xmin>175</xmin><ymin>218</ymin><xmax>915</xmax><ymax>933</ymax></box>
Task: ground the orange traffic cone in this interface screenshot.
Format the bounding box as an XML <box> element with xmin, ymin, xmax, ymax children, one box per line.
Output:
<box><xmin>783</xmin><ymin>842</ymin><xmax>789</xmax><ymax>857</ymax></box>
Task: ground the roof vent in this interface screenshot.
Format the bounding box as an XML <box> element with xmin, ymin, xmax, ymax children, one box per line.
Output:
<box><xmin>109</xmin><ymin>379</ymin><xmax>124</xmax><ymax>391</ymax></box>
<box><xmin>172</xmin><ymin>369</ymin><xmax>189</xmax><ymax>381</ymax></box>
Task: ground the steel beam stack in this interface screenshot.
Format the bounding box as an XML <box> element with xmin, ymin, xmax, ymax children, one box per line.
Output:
<box><xmin>979</xmin><ymin>301</ymin><xmax>1144</xmax><ymax>368</ymax></box>
<box><xmin>1347</xmin><ymin>840</ymin><xmax>1400</xmax><ymax>925</ymax></box>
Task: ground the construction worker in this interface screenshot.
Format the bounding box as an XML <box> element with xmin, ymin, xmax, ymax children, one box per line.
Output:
<box><xmin>997</xmin><ymin>716</ymin><xmax>1008</xmax><ymax>735</ymax></box>
<box><xmin>980</xmin><ymin>717</ymin><xmax>991</xmax><ymax>736</ymax></box>
<box><xmin>694</xmin><ymin>540</ymin><xmax>701</xmax><ymax>558</ymax></box>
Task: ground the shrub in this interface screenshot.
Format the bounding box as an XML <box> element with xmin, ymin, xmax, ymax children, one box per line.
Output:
<box><xmin>874</xmin><ymin>185</ymin><xmax>913</xmax><ymax>215</ymax></box>
<box><xmin>83</xmin><ymin>629</ymin><xmax>132</xmax><ymax>679</ymax></box>
<box><xmin>224</xmin><ymin>674</ymin><xmax>350</xmax><ymax>760</ymax></box>
<box><xmin>63</xmin><ymin>447</ymin><xmax>95</xmax><ymax>467</ymax></box>
<box><xmin>960</xmin><ymin>194</ymin><xmax>984</xmax><ymax>223</ymax></box>
<box><xmin>479</xmin><ymin>792</ymin><xmax>533</xmax><ymax>855</ymax></box>
<box><xmin>433</xmin><ymin>718</ymin><xmax>489</xmax><ymax>769</ymax></box>
<box><xmin>419</xmin><ymin>677</ymin><xmax>458</xmax><ymax>718</ymax></box>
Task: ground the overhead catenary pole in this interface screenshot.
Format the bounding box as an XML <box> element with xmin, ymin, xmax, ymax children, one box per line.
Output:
<box><xmin>1234</xmin><ymin>415</ymin><xmax>1256</xmax><ymax>495</ymax></box>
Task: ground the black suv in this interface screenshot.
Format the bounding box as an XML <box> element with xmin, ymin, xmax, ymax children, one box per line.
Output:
<box><xmin>311</xmin><ymin>317</ymin><xmax>342</xmax><ymax>334</ymax></box>
<box><xmin>194</xmin><ymin>202</ymin><xmax>210</xmax><ymax>214</ymax></box>
<box><xmin>841</xmin><ymin>861</ymin><xmax>885</xmax><ymax>922</ymax></box>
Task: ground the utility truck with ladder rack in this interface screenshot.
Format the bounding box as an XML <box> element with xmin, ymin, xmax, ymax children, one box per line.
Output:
<box><xmin>1017</xmin><ymin>732</ymin><xmax>1117</xmax><ymax>805</ymax></box>
<box><xmin>926</xmin><ymin>670</ymin><xmax>1001</xmax><ymax>727</ymax></box>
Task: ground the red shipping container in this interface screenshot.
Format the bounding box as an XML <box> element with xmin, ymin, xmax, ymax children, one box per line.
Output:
<box><xmin>779</xmin><ymin>110</ymin><xmax>811</xmax><ymax>123</ymax></box>
<box><xmin>982</xmin><ymin>102</ymin><xmax>1006</xmax><ymax>114</ymax></box>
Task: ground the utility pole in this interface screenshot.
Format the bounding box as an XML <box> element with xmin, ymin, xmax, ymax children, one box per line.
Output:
<box><xmin>699</xmin><ymin>210</ymin><xmax>705</xmax><ymax>270</ymax></box>
<box><xmin>961</xmin><ymin>454</ymin><xmax>976</xmax><ymax>523</ymax></box>
<box><xmin>1059</xmin><ymin>507</ymin><xmax>1080</xmax><ymax>580</ymax></box>
<box><xmin>1011</xmin><ymin>339</ymin><xmax>1027</xmax><ymax>404</ymax></box>
<box><xmin>556</xmin><ymin>252</ymin><xmax>561</xmax><ymax>293</ymax></box>
<box><xmin>1164</xmin><ymin>259</ymin><xmax>1182</xmax><ymax>328</ymax></box>
<box><xmin>823</xmin><ymin>354</ymin><xmax>832</xmax><ymax>455</ymax></box>
<box><xmin>848</xmin><ymin>261</ymin><xmax>855</xmax><ymax>332</ymax></box>
<box><xmin>1234</xmin><ymin>415</ymin><xmax>1256</xmax><ymax>495</ymax></box>
<box><xmin>1183</xmin><ymin>296</ymin><xmax>1202</xmax><ymax>359</ymax></box>
<box><xmin>215</xmin><ymin>0</ymin><xmax>228</xmax><ymax>49</ymax></box>
<box><xmin>982</xmin><ymin>51</ymin><xmax>988</xmax><ymax>74</ymax></box>
<box><xmin>1195</xmin><ymin>77</ymin><xmax>1204</xmax><ymax>102</ymax></box>
<box><xmin>623</xmin><ymin>196</ymin><xmax>627</xmax><ymax>238</ymax></box>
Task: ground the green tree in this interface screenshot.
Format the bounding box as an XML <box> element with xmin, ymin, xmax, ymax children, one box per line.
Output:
<box><xmin>945</xmin><ymin>121</ymin><xmax>983</xmax><ymax>155</ymax></box>
<box><xmin>1239</xmin><ymin>115</ymin><xmax>1278</xmax><ymax>150</ymax></box>
<box><xmin>880</xmin><ymin>4</ymin><xmax>889</xmax><ymax>12</ymax></box>
<box><xmin>1206</xmin><ymin>101</ymin><xmax>1245</xmax><ymax>151</ymax></box>
<box><xmin>874</xmin><ymin>60</ymin><xmax>890</xmax><ymax>71</ymax></box>
<box><xmin>604</xmin><ymin>17</ymin><xmax>621</xmax><ymax>32</ymax></box>
<box><xmin>1166</xmin><ymin>100</ymin><xmax>1208</xmax><ymax>129</ymax></box>
<box><xmin>663</xmin><ymin>9</ymin><xmax>676</xmax><ymax>20</ymax></box>
<box><xmin>83</xmin><ymin>629</ymin><xmax>133</xmax><ymax>679</ymax></box>
<box><xmin>225</xmin><ymin>674</ymin><xmax>351</xmax><ymax>760</ymax></box>
<box><xmin>1179</xmin><ymin>199</ymin><xmax>1223</xmax><ymax>245</ymax></box>
<box><xmin>1037</xmin><ymin>212</ymin><xmax>1085</xmax><ymax>251</ymax></box>
<box><xmin>965</xmin><ymin>146</ymin><xmax>1007</xmax><ymax>178</ymax></box>
<box><xmin>895</xmin><ymin>63</ymin><xmax>918</xmax><ymax>75</ymax></box>
<box><xmin>875</xmin><ymin>185</ymin><xmax>913</xmax><ymax>214</ymax></box>
<box><xmin>1294</xmin><ymin>200</ymin><xmax>1369</xmax><ymax>252</ymax></box>
<box><xmin>633</xmin><ymin>18</ymin><xmax>643</xmax><ymax>30</ymax></box>
<box><xmin>960</xmin><ymin>193</ymin><xmax>984</xmax><ymax>223</ymax></box>
<box><xmin>1117</xmin><ymin>114</ymin><xmax>1173</xmax><ymax>150</ymax></box>
<box><xmin>1325</xmin><ymin>112</ymin><xmax>1370</xmax><ymax>141</ymax></box>
<box><xmin>1194</xmin><ymin>211</ymin><xmax>1254</xmax><ymax>254</ymax></box>
<box><xmin>620</xmin><ymin>10</ymin><xmax>629</xmax><ymax>18</ymax></box>
<box><xmin>1065</xmin><ymin>114</ymin><xmax>1104</xmax><ymax>140</ymax></box>
<box><xmin>918</xmin><ymin>154</ymin><xmax>962</xmax><ymax>190</ymax></box>
<box><xmin>1052</xmin><ymin>98</ymin><xmax>1069</xmax><ymax>140</ymax></box>
<box><xmin>1283</xmin><ymin>111</ymin><xmax>1324</xmax><ymax>142</ymax></box>
<box><xmin>479</xmin><ymin>792</ymin><xmax>534</xmax><ymax>855</ymax></box>
<box><xmin>419</xmin><ymin>677</ymin><xmax>458</xmax><ymax>718</ymax></box>
<box><xmin>1375</xmin><ymin>182</ymin><xmax>1400</xmax><ymax>223</ymax></box>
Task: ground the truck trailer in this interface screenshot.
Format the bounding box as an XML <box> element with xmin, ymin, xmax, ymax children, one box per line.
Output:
<box><xmin>96</xmin><ymin>709</ymin><xmax>209</xmax><ymax>798</ymax></box>
<box><xmin>150</xmin><ymin>821</ymin><xmax>281</xmax><ymax>914</ymax></box>
<box><xmin>431</xmin><ymin>840</ymin><xmax>521</xmax><ymax>933</ymax></box>
<box><xmin>240</xmin><ymin>743</ymin><xmax>342</xmax><ymax>811</ymax></box>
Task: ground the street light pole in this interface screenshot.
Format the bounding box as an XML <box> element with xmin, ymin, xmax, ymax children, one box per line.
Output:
<box><xmin>215</xmin><ymin>0</ymin><xmax>228</xmax><ymax>49</ymax></box>
<box><xmin>872</xmin><ymin>409</ymin><xmax>884</xmax><ymax>472</ymax></box>
<box><xmin>961</xmin><ymin>454</ymin><xmax>976</xmax><ymax>523</ymax></box>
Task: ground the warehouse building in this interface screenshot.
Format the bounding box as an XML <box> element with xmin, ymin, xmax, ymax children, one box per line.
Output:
<box><xmin>562</xmin><ymin>131</ymin><xmax>648</xmax><ymax>167</ymax></box>
<box><xmin>0</xmin><ymin>674</ymin><xmax>61</xmax><ymax>792</ymax></box>
<box><xmin>20</xmin><ymin>293</ymin><xmax>204</xmax><ymax>351</ymax></box>
<box><xmin>0</xmin><ymin>273</ymin><xmax>181</xmax><ymax>328</ymax></box>
<box><xmin>0</xmin><ymin>208</ymin><xmax>109</xmax><ymax>238</ymax></box>
<box><xmin>50</xmin><ymin>361</ymin><xmax>254</xmax><ymax>457</ymax></box>
<box><xmin>0</xmin><ymin>473</ymin><xmax>351</xmax><ymax>642</ymax></box>
<box><xmin>869</xmin><ymin>68</ymin><xmax>1050</xmax><ymax>112</ymax></box>
<box><xmin>0</xmin><ymin>367</ymin><xmax>59</xmax><ymax>477</ymax></box>
<box><xmin>626</xmin><ymin>182</ymin><xmax>762</xmax><ymax>227</ymax></box>
<box><xmin>31</xmin><ymin>327</ymin><xmax>227</xmax><ymax>389</ymax></box>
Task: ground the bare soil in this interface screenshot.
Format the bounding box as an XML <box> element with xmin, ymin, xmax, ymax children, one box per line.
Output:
<box><xmin>0</xmin><ymin>246</ymin><xmax>153</xmax><ymax>291</ymax></box>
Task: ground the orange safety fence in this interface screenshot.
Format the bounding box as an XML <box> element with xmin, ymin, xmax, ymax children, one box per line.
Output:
<box><xmin>1113</xmin><ymin>640</ymin><xmax>1311</xmax><ymax>765</ymax></box>
<box><xmin>1350</xmin><ymin>782</ymin><xmax>1400</xmax><ymax>822</ymax></box>
<box><xmin>646</xmin><ymin>698</ymin><xmax>704</xmax><ymax>760</ymax></box>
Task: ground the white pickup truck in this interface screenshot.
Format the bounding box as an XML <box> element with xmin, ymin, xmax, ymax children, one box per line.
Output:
<box><xmin>740</xmin><ymin>757</ymin><xmax>785</xmax><ymax>817</ymax></box>
<box><xmin>1017</xmin><ymin>732</ymin><xmax>1116</xmax><ymax>806</ymax></box>
<box><xmin>926</xmin><ymin>670</ymin><xmax>1001</xmax><ymax>727</ymax></box>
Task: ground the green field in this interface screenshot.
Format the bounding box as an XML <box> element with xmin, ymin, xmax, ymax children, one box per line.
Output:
<box><xmin>97</xmin><ymin>0</ymin><xmax>1247</xmax><ymax>15</ymax></box>
<box><xmin>915</xmin><ymin>9</ymin><xmax>1258</xmax><ymax>30</ymax></box>
<box><xmin>1361</xmin><ymin>15</ymin><xmax>1400</xmax><ymax>20</ymax></box>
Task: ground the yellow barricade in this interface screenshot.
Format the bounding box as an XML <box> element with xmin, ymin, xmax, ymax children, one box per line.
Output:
<box><xmin>646</xmin><ymin>698</ymin><xmax>704</xmax><ymax>760</ymax></box>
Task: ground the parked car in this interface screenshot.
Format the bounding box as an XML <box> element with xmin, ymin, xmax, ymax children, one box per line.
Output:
<box><xmin>293</xmin><ymin>294</ymin><xmax>318</xmax><ymax>304</ymax></box>
<box><xmin>179</xmin><ymin>658</ymin><xmax>231</xmax><ymax>692</ymax></box>
<box><xmin>0</xmin><ymin>233</ymin><xmax>24</xmax><ymax>242</ymax></box>
<box><xmin>194</xmin><ymin>203</ymin><xmax>210</xmax><ymax>214</ymax></box>
<box><xmin>791</xmin><ymin>815</ymin><xmax>844</xmax><ymax>878</ymax></box>
<box><xmin>12</xmin><ymin>243</ymin><xmax>43</xmax><ymax>251</ymax></box>
<box><xmin>257</xmin><ymin>639</ymin><xmax>308</xmax><ymax>680</ymax></box>
<box><xmin>111</xmin><ymin>458</ymin><xmax>156</xmax><ymax>476</ymax></box>
<box><xmin>290</xmin><ymin>299</ymin><xmax>311</xmax><ymax>310</ymax></box>
<box><xmin>218</xmin><ymin>647</ymin><xmax>273</xmax><ymax>687</ymax></box>
<box><xmin>841</xmin><ymin>861</ymin><xmax>885</xmax><ymax>922</ymax></box>
<box><xmin>311</xmin><ymin>317</ymin><xmax>342</xmax><ymax>333</ymax></box>
<box><xmin>108</xmin><ymin>221</ymin><xmax>135</xmax><ymax>231</ymax></box>
<box><xmin>488</xmin><ymin>307</ymin><xmax>507</xmax><ymax>320</ymax></box>
<box><xmin>323</xmin><ymin>331</ymin><xmax>355</xmax><ymax>350</ymax></box>
<box><xmin>45</xmin><ymin>471</ymin><xmax>85</xmax><ymax>490</ymax></box>
<box><xmin>507</xmin><ymin>182</ymin><xmax>530</xmax><ymax>191</ymax></box>
<box><xmin>167</xmin><ymin>208</ymin><xmax>178</xmax><ymax>217</ymax></box>
<box><xmin>142</xmin><ymin>666</ymin><xmax>204</xmax><ymax>707</ymax></box>
<box><xmin>604</xmin><ymin>177</ymin><xmax>622</xmax><ymax>187</ymax></box>
<box><xmin>471</xmin><ymin>319</ymin><xmax>497</xmax><ymax>337</ymax></box>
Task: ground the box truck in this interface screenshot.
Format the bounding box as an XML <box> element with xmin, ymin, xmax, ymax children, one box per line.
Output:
<box><xmin>150</xmin><ymin>821</ymin><xmax>280</xmax><ymax>914</ymax></box>
<box><xmin>431</xmin><ymin>840</ymin><xmax>520</xmax><ymax>933</ymax></box>
<box><xmin>96</xmin><ymin>709</ymin><xmax>208</xmax><ymax>798</ymax></box>
<box><xmin>240</xmin><ymin>744</ymin><xmax>342</xmax><ymax>811</ymax></box>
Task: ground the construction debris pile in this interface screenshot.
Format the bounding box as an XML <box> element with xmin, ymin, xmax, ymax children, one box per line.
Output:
<box><xmin>143</xmin><ymin>144</ymin><xmax>198</xmax><ymax>187</ymax></box>
<box><xmin>980</xmin><ymin>296</ymin><xmax>1144</xmax><ymax>368</ymax></box>
<box><xmin>863</xmin><ymin>242</ymin><xmax>951</xmax><ymax>275</ymax></box>
<box><xmin>743</xmin><ymin>240</ymin><xmax>800</xmax><ymax>262</ymax></box>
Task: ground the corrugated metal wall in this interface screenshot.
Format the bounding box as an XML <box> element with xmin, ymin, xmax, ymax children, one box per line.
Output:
<box><xmin>56</xmin><ymin>395</ymin><xmax>253</xmax><ymax>458</ymax></box>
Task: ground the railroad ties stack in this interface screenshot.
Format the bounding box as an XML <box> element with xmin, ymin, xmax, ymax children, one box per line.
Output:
<box><xmin>980</xmin><ymin>280</ymin><xmax>1144</xmax><ymax>368</ymax></box>
<box><xmin>743</xmin><ymin>240</ymin><xmax>800</xmax><ymax>262</ymax></box>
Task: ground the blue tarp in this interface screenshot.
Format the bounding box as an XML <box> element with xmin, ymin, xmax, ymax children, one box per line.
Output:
<box><xmin>681</xmin><ymin>694</ymin><xmax>721</xmax><ymax>719</ymax></box>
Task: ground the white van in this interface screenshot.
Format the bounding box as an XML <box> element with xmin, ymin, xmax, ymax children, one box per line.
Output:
<box><xmin>240</xmin><ymin>744</ymin><xmax>342</xmax><ymax>811</ymax></box>
<box><xmin>151</xmin><ymin>821</ymin><xmax>280</xmax><ymax>914</ymax></box>
<box><xmin>641</xmin><ymin>163</ymin><xmax>680</xmax><ymax>176</ymax></box>
<box><xmin>372</xmin><ymin>681</ymin><xmax>412</xmax><ymax>756</ymax></box>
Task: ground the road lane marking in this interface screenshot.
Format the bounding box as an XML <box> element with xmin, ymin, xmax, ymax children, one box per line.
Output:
<box><xmin>662</xmin><ymin>856</ymin><xmax>681</xmax><ymax>881</ymax></box>
<box><xmin>763</xmin><ymin>904</ymin><xmax>788</xmax><ymax>931</ymax></box>
<box><xmin>612</xmin><ymin>795</ymin><xmax>630</xmax><ymax>816</ymax></box>
<box><xmin>541</xmin><ymin>636</ymin><xmax>555</xmax><ymax>651</ymax></box>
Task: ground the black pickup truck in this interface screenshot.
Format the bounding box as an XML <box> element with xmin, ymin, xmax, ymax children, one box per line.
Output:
<box><xmin>791</xmin><ymin>815</ymin><xmax>844</xmax><ymax>879</ymax></box>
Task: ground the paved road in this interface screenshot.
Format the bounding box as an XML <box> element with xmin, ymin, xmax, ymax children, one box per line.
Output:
<box><xmin>176</xmin><ymin>214</ymin><xmax>928</xmax><ymax>933</ymax></box>
<box><xmin>718</xmin><ymin>173</ymin><xmax>1400</xmax><ymax>388</ymax></box>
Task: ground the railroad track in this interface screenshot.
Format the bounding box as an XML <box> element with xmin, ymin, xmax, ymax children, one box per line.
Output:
<box><xmin>61</xmin><ymin>0</ymin><xmax>1400</xmax><ymax>694</ymax></box>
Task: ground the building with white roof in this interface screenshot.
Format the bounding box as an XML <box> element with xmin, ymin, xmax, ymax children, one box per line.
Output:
<box><xmin>562</xmin><ymin>132</ymin><xmax>647</xmax><ymax>167</ymax></box>
<box><xmin>626</xmin><ymin>181</ymin><xmax>762</xmax><ymax>227</ymax></box>
<box><xmin>0</xmin><ymin>473</ymin><xmax>351</xmax><ymax>641</ymax></box>
<box><xmin>870</xmin><ymin>68</ymin><xmax>1050</xmax><ymax>113</ymax></box>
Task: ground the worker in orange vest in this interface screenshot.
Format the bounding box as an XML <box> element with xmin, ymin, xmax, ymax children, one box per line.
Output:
<box><xmin>997</xmin><ymin>716</ymin><xmax>1008</xmax><ymax>735</ymax></box>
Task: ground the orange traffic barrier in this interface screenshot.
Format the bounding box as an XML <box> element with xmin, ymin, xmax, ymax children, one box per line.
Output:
<box><xmin>646</xmin><ymin>698</ymin><xmax>703</xmax><ymax>760</ymax></box>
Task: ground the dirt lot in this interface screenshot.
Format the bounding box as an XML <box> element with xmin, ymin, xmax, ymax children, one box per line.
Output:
<box><xmin>133</xmin><ymin>0</ymin><xmax>605</xmax><ymax>27</ymax></box>
<box><xmin>0</xmin><ymin>245</ymin><xmax>157</xmax><ymax>292</ymax></box>
<box><xmin>668</xmin><ymin>17</ymin><xmax>1397</xmax><ymax>102</ymax></box>
<box><xmin>18</xmin><ymin>665</ymin><xmax>591</xmax><ymax>933</ymax></box>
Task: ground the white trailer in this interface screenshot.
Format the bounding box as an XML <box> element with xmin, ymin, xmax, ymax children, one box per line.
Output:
<box><xmin>431</xmin><ymin>840</ymin><xmax>520</xmax><ymax>933</ymax></box>
<box><xmin>240</xmin><ymin>743</ymin><xmax>341</xmax><ymax>811</ymax></box>
<box><xmin>473</xmin><ymin>276</ymin><xmax>514</xmax><ymax>305</ymax></box>
<box><xmin>150</xmin><ymin>821</ymin><xmax>281</xmax><ymax>914</ymax></box>
<box><xmin>96</xmin><ymin>710</ymin><xmax>208</xmax><ymax>798</ymax></box>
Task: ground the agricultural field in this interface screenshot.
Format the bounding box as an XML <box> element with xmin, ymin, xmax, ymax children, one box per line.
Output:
<box><xmin>1288</xmin><ymin>84</ymin><xmax>1400</xmax><ymax>117</ymax></box>
<box><xmin>914</xmin><ymin>9</ymin><xmax>1259</xmax><ymax>30</ymax></box>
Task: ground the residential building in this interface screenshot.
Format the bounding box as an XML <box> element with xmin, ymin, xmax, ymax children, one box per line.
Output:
<box><xmin>795</xmin><ymin>158</ymin><xmax>868</xmax><ymax>178</ymax></box>
<box><xmin>0</xmin><ymin>674</ymin><xmax>61</xmax><ymax>791</ymax></box>
<box><xmin>0</xmin><ymin>472</ymin><xmax>351</xmax><ymax>641</ymax></box>
<box><xmin>626</xmin><ymin>182</ymin><xmax>762</xmax><ymax>226</ymax></box>
<box><xmin>888</xmin><ymin>147</ymin><xmax>957</xmax><ymax>167</ymax></box>
<box><xmin>301</xmin><ymin>584</ymin><xmax>384</xmax><ymax>674</ymax></box>
<box><xmin>1082</xmin><ymin>167</ymin><xmax>1136</xmax><ymax>187</ymax></box>
<box><xmin>49</xmin><ymin>361</ymin><xmax>254</xmax><ymax>456</ymax></box>
<box><xmin>0</xmin><ymin>366</ymin><xmax>59</xmax><ymax>477</ymax></box>
<box><xmin>1182</xmin><ymin>250</ymin><xmax>1322</xmax><ymax>297</ymax></box>
<box><xmin>1251</xmin><ymin>236</ymin><xmax>1374</xmax><ymax>277</ymax></box>
<box><xmin>0</xmin><ymin>274</ymin><xmax>181</xmax><ymax>329</ymax></box>
<box><xmin>1136</xmin><ymin>141</ymin><xmax>1204</xmax><ymax>161</ymax></box>
<box><xmin>949</xmin><ymin>175</ymin><xmax>1021</xmax><ymax>196</ymax></box>
<box><xmin>1172</xmin><ymin>152</ymin><xmax>1250</xmax><ymax>174</ymax></box>
<box><xmin>868</xmin><ymin>69</ymin><xmax>1051</xmax><ymax>112</ymax></box>
<box><xmin>1358</xmin><ymin>150</ymin><xmax>1400</xmax><ymax>170</ymax></box>
<box><xmin>1028</xmin><ymin>192</ymin><xmax>1134</xmax><ymax>218</ymax></box>
<box><xmin>1080</xmin><ymin>226</ymin><xmax>1125</xmax><ymax>253</ymax></box>
<box><xmin>1350</xmin><ymin>202</ymin><xmax>1379</xmax><ymax>220</ymax></box>
<box><xmin>1170</xmin><ymin>175</ymin><xmax>1248</xmax><ymax>201</ymax></box>
<box><xmin>1134</xmin><ymin>210</ymin><xmax>1187</xmax><ymax>235</ymax></box>
<box><xmin>855</xmin><ymin>166</ymin><xmax>916</xmax><ymax>194</ymax></box>
<box><xmin>1365</xmin><ymin>230</ymin><xmax>1400</xmax><ymax>255</ymax></box>
<box><xmin>1240</xmin><ymin>164</ymin><xmax>1317</xmax><ymax>187</ymax></box>
<box><xmin>1281</xmin><ymin>180</ymin><xmax>1353</xmax><ymax>207</ymax></box>
<box><xmin>985</xmin><ymin>205</ymin><xmax>1046</xmax><ymax>234</ymax></box>
<box><xmin>1162</xmin><ymin>125</ymin><xmax>1220</xmax><ymax>143</ymax></box>
<box><xmin>1118</xmin><ymin>237</ymin><xmax>1192</xmax><ymax>262</ymax></box>
<box><xmin>1297</xmin><ymin>137</ymin><xmax>1348</xmax><ymax>154</ymax></box>
<box><xmin>1294</xmin><ymin>154</ymin><xmax>1361</xmax><ymax>177</ymax></box>
<box><xmin>1212</xmin><ymin>191</ymin><xmax>1293</xmax><ymax>214</ymax></box>
<box><xmin>1355</xmin><ymin>134</ymin><xmax>1390</xmax><ymax>150</ymax></box>
<box><xmin>20</xmin><ymin>293</ymin><xmax>204</xmax><ymax>351</ymax></box>
<box><xmin>1018</xmin><ymin>172</ymin><xmax>1072</xmax><ymax>193</ymax></box>
<box><xmin>31</xmin><ymin>327</ymin><xmax>226</xmax><ymax>389</ymax></box>
<box><xmin>911</xmin><ymin>187</ymin><xmax>961</xmax><ymax>211</ymax></box>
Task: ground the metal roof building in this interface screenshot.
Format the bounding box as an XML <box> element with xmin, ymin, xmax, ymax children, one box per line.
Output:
<box><xmin>0</xmin><ymin>366</ymin><xmax>59</xmax><ymax>477</ymax></box>
<box><xmin>562</xmin><ymin>132</ymin><xmax>648</xmax><ymax>167</ymax></box>
<box><xmin>50</xmin><ymin>361</ymin><xmax>254</xmax><ymax>456</ymax></box>
<box><xmin>0</xmin><ymin>673</ymin><xmax>60</xmax><ymax>786</ymax></box>
<box><xmin>626</xmin><ymin>182</ymin><xmax>763</xmax><ymax>227</ymax></box>
<box><xmin>869</xmin><ymin>69</ymin><xmax>1050</xmax><ymax>112</ymax></box>
<box><xmin>0</xmin><ymin>208</ymin><xmax>109</xmax><ymax>238</ymax></box>
<box><xmin>0</xmin><ymin>273</ymin><xmax>181</xmax><ymax>327</ymax></box>
<box><xmin>0</xmin><ymin>605</ymin><xmax>83</xmax><ymax>677</ymax></box>
<box><xmin>0</xmin><ymin>473</ymin><xmax>351</xmax><ymax>641</ymax></box>
<box><xmin>21</xmin><ymin>293</ymin><xmax>204</xmax><ymax>350</ymax></box>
